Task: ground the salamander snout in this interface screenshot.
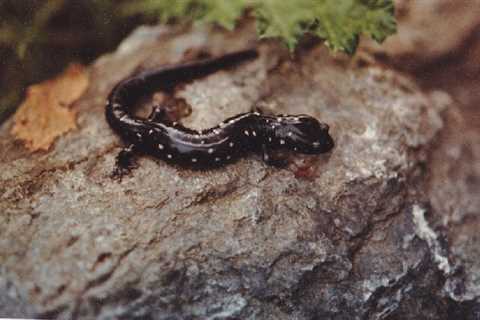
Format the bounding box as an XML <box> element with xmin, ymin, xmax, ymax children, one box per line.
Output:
<box><xmin>314</xmin><ymin>126</ymin><xmax>334</xmax><ymax>152</ymax></box>
<box><xmin>278</xmin><ymin>115</ymin><xmax>334</xmax><ymax>154</ymax></box>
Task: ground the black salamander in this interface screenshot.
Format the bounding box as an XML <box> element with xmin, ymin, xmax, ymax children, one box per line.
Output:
<box><xmin>105</xmin><ymin>49</ymin><xmax>334</xmax><ymax>177</ymax></box>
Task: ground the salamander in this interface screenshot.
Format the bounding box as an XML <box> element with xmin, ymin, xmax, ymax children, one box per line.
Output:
<box><xmin>105</xmin><ymin>48</ymin><xmax>334</xmax><ymax>178</ymax></box>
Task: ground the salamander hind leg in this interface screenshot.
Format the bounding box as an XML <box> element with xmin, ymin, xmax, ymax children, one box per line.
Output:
<box><xmin>111</xmin><ymin>144</ymin><xmax>139</xmax><ymax>180</ymax></box>
<box><xmin>147</xmin><ymin>105</ymin><xmax>169</xmax><ymax>123</ymax></box>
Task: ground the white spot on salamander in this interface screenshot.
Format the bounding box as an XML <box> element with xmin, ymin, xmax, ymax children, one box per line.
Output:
<box><xmin>280</xmin><ymin>139</ymin><xmax>285</xmax><ymax>145</ymax></box>
<box><xmin>167</xmin><ymin>154</ymin><xmax>172</xmax><ymax>159</ymax></box>
<box><xmin>268</xmin><ymin>137</ymin><xmax>272</xmax><ymax>142</ymax></box>
<box><xmin>208</xmin><ymin>148</ymin><xmax>214</xmax><ymax>154</ymax></box>
<box><xmin>229</xmin><ymin>142</ymin><xmax>234</xmax><ymax>147</ymax></box>
<box><xmin>215</xmin><ymin>157</ymin><xmax>221</xmax><ymax>162</ymax></box>
<box><xmin>149</xmin><ymin>129</ymin><xmax>154</xmax><ymax>135</ymax></box>
<box><xmin>313</xmin><ymin>141</ymin><xmax>320</xmax><ymax>147</ymax></box>
<box><xmin>226</xmin><ymin>155</ymin><xmax>231</xmax><ymax>160</ymax></box>
<box><xmin>136</xmin><ymin>133</ymin><xmax>142</xmax><ymax>139</ymax></box>
<box><xmin>191</xmin><ymin>158</ymin><xmax>197</xmax><ymax>163</ymax></box>
<box><xmin>288</xmin><ymin>132</ymin><xmax>293</xmax><ymax>137</ymax></box>
<box><xmin>252</xmin><ymin>131</ymin><xmax>257</xmax><ymax>137</ymax></box>
<box><xmin>201</xmin><ymin>140</ymin><xmax>206</xmax><ymax>145</ymax></box>
<box><xmin>244</xmin><ymin>130</ymin><xmax>249</xmax><ymax>136</ymax></box>
<box><xmin>158</xmin><ymin>144</ymin><xmax>164</xmax><ymax>150</ymax></box>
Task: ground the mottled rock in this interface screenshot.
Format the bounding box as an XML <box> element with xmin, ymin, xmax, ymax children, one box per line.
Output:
<box><xmin>360</xmin><ymin>0</ymin><xmax>480</xmax><ymax>130</ymax></box>
<box><xmin>0</xmin><ymin>23</ymin><xmax>477</xmax><ymax>319</ymax></box>
<box><xmin>362</xmin><ymin>2</ymin><xmax>480</xmax><ymax>316</ymax></box>
<box><xmin>427</xmin><ymin>108</ymin><xmax>480</xmax><ymax>303</ymax></box>
<box><xmin>361</xmin><ymin>0</ymin><xmax>480</xmax><ymax>70</ymax></box>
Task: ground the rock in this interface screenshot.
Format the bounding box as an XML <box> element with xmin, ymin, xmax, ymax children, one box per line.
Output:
<box><xmin>361</xmin><ymin>0</ymin><xmax>480</xmax><ymax>70</ymax></box>
<box><xmin>360</xmin><ymin>0</ymin><xmax>480</xmax><ymax>131</ymax></box>
<box><xmin>0</xmin><ymin>22</ymin><xmax>478</xmax><ymax>319</ymax></box>
<box><xmin>427</xmin><ymin>108</ymin><xmax>480</xmax><ymax>303</ymax></box>
<box><xmin>362</xmin><ymin>3</ymin><xmax>480</xmax><ymax>316</ymax></box>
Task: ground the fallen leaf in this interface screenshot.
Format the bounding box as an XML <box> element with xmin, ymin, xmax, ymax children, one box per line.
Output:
<box><xmin>11</xmin><ymin>64</ymin><xmax>89</xmax><ymax>151</ymax></box>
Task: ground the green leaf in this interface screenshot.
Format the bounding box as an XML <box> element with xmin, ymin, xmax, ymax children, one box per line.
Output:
<box><xmin>120</xmin><ymin>0</ymin><xmax>198</xmax><ymax>22</ymax></box>
<box><xmin>201</xmin><ymin>0</ymin><xmax>249</xmax><ymax>30</ymax></box>
<box><xmin>254</xmin><ymin>0</ymin><xmax>396</xmax><ymax>53</ymax></box>
<box><xmin>254</xmin><ymin>0</ymin><xmax>314</xmax><ymax>51</ymax></box>
<box><xmin>312</xmin><ymin>0</ymin><xmax>396</xmax><ymax>53</ymax></box>
<box><xmin>120</xmin><ymin>0</ymin><xmax>249</xmax><ymax>29</ymax></box>
<box><xmin>120</xmin><ymin>0</ymin><xmax>397</xmax><ymax>54</ymax></box>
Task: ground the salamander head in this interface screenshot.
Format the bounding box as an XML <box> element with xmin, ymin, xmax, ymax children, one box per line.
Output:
<box><xmin>273</xmin><ymin>115</ymin><xmax>334</xmax><ymax>154</ymax></box>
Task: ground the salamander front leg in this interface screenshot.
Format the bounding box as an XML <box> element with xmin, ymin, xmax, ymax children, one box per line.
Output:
<box><xmin>261</xmin><ymin>144</ymin><xmax>288</xmax><ymax>168</ymax></box>
<box><xmin>112</xmin><ymin>144</ymin><xmax>138</xmax><ymax>180</ymax></box>
<box><xmin>147</xmin><ymin>105</ymin><xmax>169</xmax><ymax>123</ymax></box>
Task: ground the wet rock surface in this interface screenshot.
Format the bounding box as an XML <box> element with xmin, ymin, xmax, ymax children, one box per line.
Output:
<box><xmin>1</xmin><ymin>22</ymin><xmax>479</xmax><ymax>319</ymax></box>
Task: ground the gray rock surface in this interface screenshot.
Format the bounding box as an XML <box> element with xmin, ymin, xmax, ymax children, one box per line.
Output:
<box><xmin>362</xmin><ymin>0</ymin><xmax>480</xmax><ymax>70</ymax></box>
<box><xmin>363</xmin><ymin>2</ymin><xmax>480</xmax><ymax>318</ymax></box>
<box><xmin>361</xmin><ymin>0</ymin><xmax>480</xmax><ymax>129</ymax></box>
<box><xmin>1</xmin><ymin>22</ymin><xmax>479</xmax><ymax>319</ymax></box>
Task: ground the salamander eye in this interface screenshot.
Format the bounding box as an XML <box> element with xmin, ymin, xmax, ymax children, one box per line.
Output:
<box><xmin>319</xmin><ymin>123</ymin><xmax>329</xmax><ymax>132</ymax></box>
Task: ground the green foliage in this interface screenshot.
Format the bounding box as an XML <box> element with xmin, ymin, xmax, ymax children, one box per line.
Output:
<box><xmin>121</xmin><ymin>0</ymin><xmax>251</xmax><ymax>30</ymax></box>
<box><xmin>121</xmin><ymin>0</ymin><xmax>397</xmax><ymax>53</ymax></box>
<box><xmin>0</xmin><ymin>0</ymin><xmax>396</xmax><ymax>123</ymax></box>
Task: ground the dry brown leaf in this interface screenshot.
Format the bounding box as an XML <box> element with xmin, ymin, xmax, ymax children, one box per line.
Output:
<box><xmin>11</xmin><ymin>63</ymin><xmax>89</xmax><ymax>152</ymax></box>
